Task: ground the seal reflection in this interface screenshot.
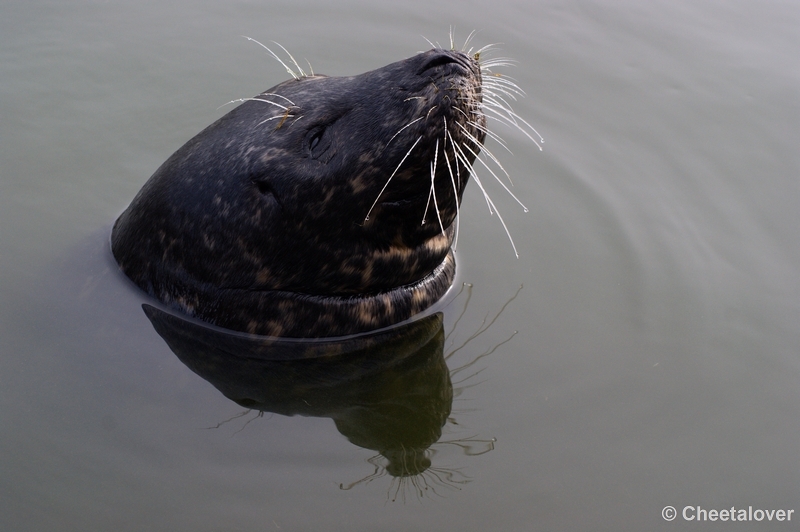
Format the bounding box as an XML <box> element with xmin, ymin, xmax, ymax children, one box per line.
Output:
<box><xmin>143</xmin><ymin>284</ymin><xmax>515</xmax><ymax>501</ymax></box>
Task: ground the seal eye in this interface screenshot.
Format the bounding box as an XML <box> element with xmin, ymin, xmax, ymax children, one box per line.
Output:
<box><xmin>306</xmin><ymin>125</ymin><xmax>333</xmax><ymax>161</ymax></box>
<box><xmin>309</xmin><ymin>130</ymin><xmax>322</xmax><ymax>150</ymax></box>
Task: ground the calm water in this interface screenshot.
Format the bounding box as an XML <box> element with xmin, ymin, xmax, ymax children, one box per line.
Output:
<box><xmin>2</xmin><ymin>1</ymin><xmax>799</xmax><ymax>530</ymax></box>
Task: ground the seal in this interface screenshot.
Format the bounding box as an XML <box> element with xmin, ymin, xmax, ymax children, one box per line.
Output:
<box><xmin>112</xmin><ymin>46</ymin><xmax>489</xmax><ymax>338</ymax></box>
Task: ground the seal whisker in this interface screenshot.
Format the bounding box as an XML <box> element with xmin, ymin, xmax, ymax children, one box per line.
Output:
<box><xmin>483</xmin><ymin>93</ymin><xmax>521</xmax><ymax>117</ymax></box>
<box><xmin>482</xmin><ymin>84</ymin><xmax>521</xmax><ymax>102</ymax></box>
<box><xmin>467</xmin><ymin>118</ymin><xmax>513</xmax><ymax>154</ymax></box>
<box><xmin>255</xmin><ymin>114</ymin><xmax>295</xmax><ymax>127</ymax></box>
<box><xmin>446</xmin><ymin>130</ymin><xmax>462</xmax><ymax>191</ymax></box>
<box><xmin>481</xmin><ymin>105</ymin><xmax>544</xmax><ymax>150</ymax></box>
<box><xmin>422</xmin><ymin>169</ymin><xmax>433</xmax><ymax>223</ymax></box>
<box><xmin>450</xmin><ymin>140</ymin><xmax>493</xmax><ymax>214</ymax></box>
<box><xmin>451</xmin><ymin>106</ymin><xmax>513</xmax><ymax>154</ymax></box>
<box><xmin>242</xmin><ymin>36</ymin><xmax>299</xmax><ymax>80</ymax></box>
<box><xmin>482</xmin><ymin>83</ymin><xmax>520</xmax><ymax>102</ymax></box>
<box><xmin>481</xmin><ymin>61</ymin><xmax>518</xmax><ymax>70</ymax></box>
<box><xmin>456</xmin><ymin>122</ymin><xmax>512</xmax><ymax>183</ymax></box>
<box><xmin>482</xmin><ymin>72</ymin><xmax>525</xmax><ymax>89</ymax></box>
<box><xmin>462</xmin><ymin>30</ymin><xmax>478</xmax><ymax>53</ymax></box>
<box><xmin>385</xmin><ymin>116</ymin><xmax>425</xmax><ymax>150</ymax></box>
<box><xmin>425</xmin><ymin>105</ymin><xmax>438</xmax><ymax>120</ymax></box>
<box><xmin>258</xmin><ymin>92</ymin><xmax>297</xmax><ymax>106</ymax></box>
<box><xmin>479</xmin><ymin>58</ymin><xmax>518</xmax><ymax>69</ymax></box>
<box><xmin>463</xmin><ymin>142</ymin><xmax>528</xmax><ymax>212</ymax></box>
<box><xmin>474</xmin><ymin>42</ymin><xmax>501</xmax><ymax>56</ymax></box>
<box><xmin>431</xmin><ymin>140</ymin><xmax>446</xmax><ymax>235</ymax></box>
<box><xmin>444</xmin><ymin>127</ymin><xmax>463</xmax><ymax>189</ymax></box>
<box><xmin>270</xmin><ymin>40</ymin><xmax>307</xmax><ymax>77</ymax></box>
<box><xmin>442</xmin><ymin>120</ymin><xmax>461</xmax><ymax>250</ymax></box>
<box><xmin>422</xmin><ymin>143</ymin><xmax>435</xmax><ymax>223</ymax></box>
<box><xmin>482</xmin><ymin>94</ymin><xmax>544</xmax><ymax>145</ymax></box>
<box><xmin>424</xmin><ymin>140</ymin><xmax>446</xmax><ymax>235</ymax></box>
<box><xmin>365</xmin><ymin>135</ymin><xmax>423</xmax><ymax>221</ymax></box>
<box><xmin>481</xmin><ymin>75</ymin><xmax>527</xmax><ymax>97</ymax></box>
<box><xmin>451</xmin><ymin>143</ymin><xmax>520</xmax><ymax>258</ymax></box>
<box><xmin>482</xmin><ymin>86</ymin><xmax>525</xmax><ymax>107</ymax></box>
<box><xmin>218</xmin><ymin>96</ymin><xmax>292</xmax><ymax>111</ymax></box>
<box><xmin>490</xmin><ymin>103</ymin><xmax>545</xmax><ymax>148</ymax></box>
<box><xmin>482</xmin><ymin>83</ymin><xmax>527</xmax><ymax>105</ymax></box>
<box><xmin>479</xmin><ymin>54</ymin><xmax>517</xmax><ymax>64</ymax></box>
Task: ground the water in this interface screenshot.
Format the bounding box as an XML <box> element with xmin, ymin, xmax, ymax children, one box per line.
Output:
<box><xmin>2</xmin><ymin>1</ymin><xmax>799</xmax><ymax>530</ymax></box>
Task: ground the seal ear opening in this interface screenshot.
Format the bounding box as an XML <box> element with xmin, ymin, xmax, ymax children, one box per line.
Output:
<box><xmin>255</xmin><ymin>180</ymin><xmax>275</xmax><ymax>196</ymax></box>
<box><xmin>253</xmin><ymin>179</ymin><xmax>283</xmax><ymax>210</ymax></box>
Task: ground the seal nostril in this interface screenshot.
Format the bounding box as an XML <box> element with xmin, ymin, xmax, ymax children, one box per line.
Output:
<box><xmin>418</xmin><ymin>52</ymin><xmax>461</xmax><ymax>75</ymax></box>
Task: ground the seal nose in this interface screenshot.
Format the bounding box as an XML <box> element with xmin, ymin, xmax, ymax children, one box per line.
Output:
<box><xmin>417</xmin><ymin>51</ymin><xmax>470</xmax><ymax>76</ymax></box>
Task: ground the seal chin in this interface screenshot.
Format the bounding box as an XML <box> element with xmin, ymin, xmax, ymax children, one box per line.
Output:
<box><xmin>111</xmin><ymin>48</ymin><xmax>486</xmax><ymax>338</ymax></box>
<box><xmin>229</xmin><ymin>250</ymin><xmax>456</xmax><ymax>338</ymax></box>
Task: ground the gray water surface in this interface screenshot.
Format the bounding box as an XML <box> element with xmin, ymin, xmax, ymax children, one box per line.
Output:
<box><xmin>2</xmin><ymin>1</ymin><xmax>799</xmax><ymax>530</ymax></box>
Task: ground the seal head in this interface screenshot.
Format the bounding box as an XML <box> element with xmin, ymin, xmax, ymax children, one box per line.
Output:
<box><xmin>112</xmin><ymin>48</ymin><xmax>486</xmax><ymax>337</ymax></box>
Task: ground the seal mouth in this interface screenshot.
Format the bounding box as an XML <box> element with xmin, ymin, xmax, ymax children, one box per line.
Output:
<box><xmin>378</xmin><ymin>189</ymin><xmax>429</xmax><ymax>209</ymax></box>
